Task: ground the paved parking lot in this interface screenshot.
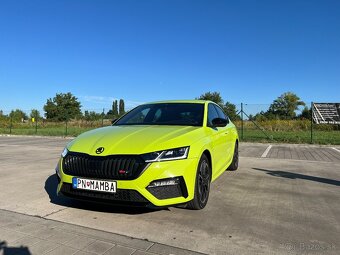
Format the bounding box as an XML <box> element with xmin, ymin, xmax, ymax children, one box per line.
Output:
<box><xmin>240</xmin><ymin>142</ymin><xmax>340</xmax><ymax>162</ymax></box>
<box><xmin>0</xmin><ymin>136</ymin><xmax>339</xmax><ymax>255</ymax></box>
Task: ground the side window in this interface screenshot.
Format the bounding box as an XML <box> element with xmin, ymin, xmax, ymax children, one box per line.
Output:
<box><xmin>207</xmin><ymin>104</ymin><xmax>219</xmax><ymax>126</ymax></box>
<box><xmin>214</xmin><ymin>105</ymin><xmax>228</xmax><ymax>120</ymax></box>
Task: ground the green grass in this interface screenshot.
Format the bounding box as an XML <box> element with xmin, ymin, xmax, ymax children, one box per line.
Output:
<box><xmin>234</xmin><ymin>119</ymin><xmax>340</xmax><ymax>144</ymax></box>
<box><xmin>239</xmin><ymin>129</ymin><xmax>340</xmax><ymax>145</ymax></box>
<box><xmin>0</xmin><ymin>126</ymin><xmax>93</xmax><ymax>137</ymax></box>
<box><xmin>0</xmin><ymin>119</ymin><xmax>109</xmax><ymax>137</ymax></box>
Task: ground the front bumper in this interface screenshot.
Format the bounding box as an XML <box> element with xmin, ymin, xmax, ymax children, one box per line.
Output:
<box><xmin>57</xmin><ymin>157</ymin><xmax>198</xmax><ymax>207</ymax></box>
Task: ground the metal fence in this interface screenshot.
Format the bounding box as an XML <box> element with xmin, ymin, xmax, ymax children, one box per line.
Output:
<box><xmin>0</xmin><ymin>109</ymin><xmax>111</xmax><ymax>137</ymax></box>
<box><xmin>234</xmin><ymin>103</ymin><xmax>340</xmax><ymax>145</ymax></box>
<box><xmin>0</xmin><ymin>105</ymin><xmax>339</xmax><ymax>145</ymax></box>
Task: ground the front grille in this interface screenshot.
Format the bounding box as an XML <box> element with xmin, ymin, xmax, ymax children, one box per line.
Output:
<box><xmin>62</xmin><ymin>152</ymin><xmax>147</xmax><ymax>180</ymax></box>
<box><xmin>60</xmin><ymin>183</ymin><xmax>149</xmax><ymax>205</ymax></box>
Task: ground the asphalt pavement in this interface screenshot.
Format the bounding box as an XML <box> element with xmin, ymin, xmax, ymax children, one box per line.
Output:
<box><xmin>0</xmin><ymin>135</ymin><xmax>339</xmax><ymax>255</ymax></box>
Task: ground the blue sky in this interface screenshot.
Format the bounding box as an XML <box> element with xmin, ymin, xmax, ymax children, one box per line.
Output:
<box><xmin>0</xmin><ymin>0</ymin><xmax>339</xmax><ymax>113</ymax></box>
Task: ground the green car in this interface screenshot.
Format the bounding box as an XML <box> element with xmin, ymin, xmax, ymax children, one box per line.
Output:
<box><xmin>56</xmin><ymin>100</ymin><xmax>239</xmax><ymax>210</ymax></box>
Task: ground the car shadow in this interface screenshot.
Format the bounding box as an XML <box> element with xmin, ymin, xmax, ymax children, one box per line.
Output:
<box><xmin>44</xmin><ymin>174</ymin><xmax>166</xmax><ymax>215</ymax></box>
<box><xmin>0</xmin><ymin>241</ymin><xmax>31</xmax><ymax>255</ymax></box>
<box><xmin>253</xmin><ymin>168</ymin><xmax>340</xmax><ymax>187</ymax></box>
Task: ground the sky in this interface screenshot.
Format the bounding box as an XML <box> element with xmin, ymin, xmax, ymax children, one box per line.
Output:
<box><xmin>0</xmin><ymin>0</ymin><xmax>339</xmax><ymax>114</ymax></box>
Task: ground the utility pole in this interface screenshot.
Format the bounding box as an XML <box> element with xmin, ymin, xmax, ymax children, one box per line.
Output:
<box><xmin>310</xmin><ymin>102</ymin><xmax>313</xmax><ymax>144</ymax></box>
<box><xmin>102</xmin><ymin>108</ymin><xmax>105</xmax><ymax>127</ymax></box>
<box><xmin>241</xmin><ymin>103</ymin><xmax>244</xmax><ymax>140</ymax></box>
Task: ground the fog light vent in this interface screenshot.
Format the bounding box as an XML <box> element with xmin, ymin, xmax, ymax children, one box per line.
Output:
<box><xmin>147</xmin><ymin>177</ymin><xmax>188</xmax><ymax>200</ymax></box>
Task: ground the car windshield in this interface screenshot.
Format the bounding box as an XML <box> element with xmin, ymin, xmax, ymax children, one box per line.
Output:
<box><xmin>114</xmin><ymin>103</ymin><xmax>204</xmax><ymax>126</ymax></box>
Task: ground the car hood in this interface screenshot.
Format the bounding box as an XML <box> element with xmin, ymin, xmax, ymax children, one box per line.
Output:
<box><xmin>67</xmin><ymin>125</ymin><xmax>204</xmax><ymax>156</ymax></box>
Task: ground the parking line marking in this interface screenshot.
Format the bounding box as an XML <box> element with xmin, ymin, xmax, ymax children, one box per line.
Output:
<box><xmin>261</xmin><ymin>145</ymin><xmax>272</xmax><ymax>158</ymax></box>
<box><xmin>332</xmin><ymin>147</ymin><xmax>340</xmax><ymax>154</ymax></box>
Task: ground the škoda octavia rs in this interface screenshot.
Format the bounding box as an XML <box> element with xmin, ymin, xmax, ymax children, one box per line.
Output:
<box><xmin>56</xmin><ymin>100</ymin><xmax>239</xmax><ymax>210</ymax></box>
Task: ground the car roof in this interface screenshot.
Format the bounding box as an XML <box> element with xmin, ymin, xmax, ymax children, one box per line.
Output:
<box><xmin>145</xmin><ymin>99</ymin><xmax>211</xmax><ymax>104</ymax></box>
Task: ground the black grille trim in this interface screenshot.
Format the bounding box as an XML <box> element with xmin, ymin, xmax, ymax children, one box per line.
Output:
<box><xmin>60</xmin><ymin>183</ymin><xmax>149</xmax><ymax>205</ymax></box>
<box><xmin>147</xmin><ymin>177</ymin><xmax>188</xmax><ymax>200</ymax></box>
<box><xmin>147</xmin><ymin>185</ymin><xmax>183</xmax><ymax>200</ymax></box>
<box><xmin>62</xmin><ymin>152</ymin><xmax>147</xmax><ymax>180</ymax></box>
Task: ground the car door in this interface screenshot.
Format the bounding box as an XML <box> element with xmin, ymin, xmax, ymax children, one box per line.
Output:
<box><xmin>213</xmin><ymin>105</ymin><xmax>234</xmax><ymax>163</ymax></box>
<box><xmin>207</xmin><ymin>103</ymin><xmax>229</xmax><ymax>178</ymax></box>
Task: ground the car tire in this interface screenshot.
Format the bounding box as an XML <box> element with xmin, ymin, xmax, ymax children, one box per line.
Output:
<box><xmin>187</xmin><ymin>154</ymin><xmax>211</xmax><ymax>210</ymax></box>
<box><xmin>227</xmin><ymin>142</ymin><xmax>239</xmax><ymax>171</ymax></box>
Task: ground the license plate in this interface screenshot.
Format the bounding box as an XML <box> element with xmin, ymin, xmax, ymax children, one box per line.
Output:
<box><xmin>72</xmin><ymin>177</ymin><xmax>117</xmax><ymax>193</ymax></box>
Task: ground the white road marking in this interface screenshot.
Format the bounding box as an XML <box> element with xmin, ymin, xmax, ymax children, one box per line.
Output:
<box><xmin>331</xmin><ymin>147</ymin><xmax>340</xmax><ymax>154</ymax></box>
<box><xmin>261</xmin><ymin>145</ymin><xmax>272</xmax><ymax>158</ymax></box>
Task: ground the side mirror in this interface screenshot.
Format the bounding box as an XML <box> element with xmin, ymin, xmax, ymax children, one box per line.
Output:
<box><xmin>212</xmin><ymin>117</ymin><xmax>228</xmax><ymax>127</ymax></box>
<box><xmin>111</xmin><ymin>118</ymin><xmax>117</xmax><ymax>125</ymax></box>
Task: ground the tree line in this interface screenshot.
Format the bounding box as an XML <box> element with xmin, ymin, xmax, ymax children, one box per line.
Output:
<box><xmin>0</xmin><ymin>91</ymin><xmax>311</xmax><ymax>123</ymax></box>
<box><xmin>0</xmin><ymin>93</ymin><xmax>126</xmax><ymax>122</ymax></box>
<box><xmin>197</xmin><ymin>91</ymin><xmax>311</xmax><ymax>121</ymax></box>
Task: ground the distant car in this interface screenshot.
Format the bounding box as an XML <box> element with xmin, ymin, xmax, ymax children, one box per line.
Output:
<box><xmin>56</xmin><ymin>100</ymin><xmax>239</xmax><ymax>210</ymax></box>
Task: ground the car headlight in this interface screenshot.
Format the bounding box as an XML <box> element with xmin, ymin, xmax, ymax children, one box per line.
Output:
<box><xmin>141</xmin><ymin>147</ymin><xmax>189</xmax><ymax>163</ymax></box>
<box><xmin>61</xmin><ymin>148</ymin><xmax>68</xmax><ymax>158</ymax></box>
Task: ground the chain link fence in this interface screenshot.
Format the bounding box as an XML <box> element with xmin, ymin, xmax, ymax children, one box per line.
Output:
<box><xmin>234</xmin><ymin>103</ymin><xmax>340</xmax><ymax>145</ymax></box>
<box><xmin>0</xmin><ymin>109</ymin><xmax>112</xmax><ymax>137</ymax></box>
<box><xmin>0</xmin><ymin>105</ymin><xmax>339</xmax><ymax>144</ymax></box>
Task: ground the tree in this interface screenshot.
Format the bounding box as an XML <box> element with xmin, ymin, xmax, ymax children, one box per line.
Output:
<box><xmin>223</xmin><ymin>102</ymin><xmax>241</xmax><ymax>121</ymax></box>
<box><xmin>30</xmin><ymin>109</ymin><xmax>41</xmax><ymax>120</ymax></box>
<box><xmin>0</xmin><ymin>110</ymin><xmax>7</xmax><ymax>121</ymax></box>
<box><xmin>113</xmin><ymin>100</ymin><xmax>118</xmax><ymax>117</ymax></box>
<box><xmin>267</xmin><ymin>92</ymin><xmax>305</xmax><ymax>119</ymax></box>
<box><xmin>9</xmin><ymin>109</ymin><xmax>27</xmax><ymax>122</ymax></box>
<box><xmin>44</xmin><ymin>92</ymin><xmax>82</xmax><ymax>121</ymax></box>
<box><xmin>299</xmin><ymin>106</ymin><xmax>311</xmax><ymax>119</ymax></box>
<box><xmin>106</xmin><ymin>109</ymin><xmax>114</xmax><ymax>118</ymax></box>
<box><xmin>119</xmin><ymin>99</ymin><xmax>125</xmax><ymax>116</ymax></box>
<box><xmin>84</xmin><ymin>110</ymin><xmax>102</xmax><ymax>121</ymax></box>
<box><xmin>197</xmin><ymin>92</ymin><xmax>241</xmax><ymax>120</ymax></box>
<box><xmin>253</xmin><ymin>111</ymin><xmax>272</xmax><ymax>121</ymax></box>
<box><xmin>197</xmin><ymin>91</ymin><xmax>224</xmax><ymax>107</ymax></box>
